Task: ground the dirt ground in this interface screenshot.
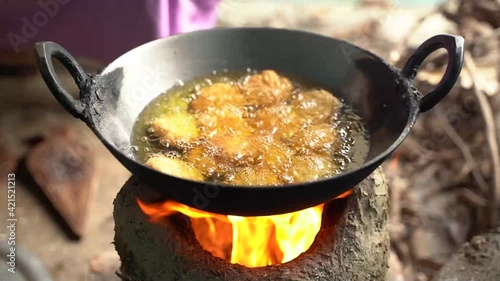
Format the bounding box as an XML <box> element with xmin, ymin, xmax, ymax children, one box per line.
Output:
<box><xmin>434</xmin><ymin>228</ymin><xmax>500</xmax><ymax>281</ymax></box>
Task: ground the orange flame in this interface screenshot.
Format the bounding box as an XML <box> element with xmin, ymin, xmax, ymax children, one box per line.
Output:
<box><xmin>137</xmin><ymin>190</ymin><xmax>351</xmax><ymax>268</ymax></box>
<box><xmin>388</xmin><ymin>151</ymin><xmax>401</xmax><ymax>171</ymax></box>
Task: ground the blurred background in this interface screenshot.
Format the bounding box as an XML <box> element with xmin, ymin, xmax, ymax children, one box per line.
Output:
<box><xmin>0</xmin><ymin>0</ymin><xmax>499</xmax><ymax>280</ymax></box>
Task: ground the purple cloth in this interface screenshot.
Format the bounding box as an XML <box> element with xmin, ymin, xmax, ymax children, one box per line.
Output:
<box><xmin>1</xmin><ymin>0</ymin><xmax>220</xmax><ymax>63</ymax></box>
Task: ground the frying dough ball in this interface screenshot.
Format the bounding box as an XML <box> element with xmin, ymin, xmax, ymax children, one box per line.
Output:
<box><xmin>291</xmin><ymin>89</ymin><xmax>341</xmax><ymax>122</ymax></box>
<box><xmin>289</xmin><ymin>123</ymin><xmax>338</xmax><ymax>155</ymax></box>
<box><xmin>285</xmin><ymin>155</ymin><xmax>337</xmax><ymax>183</ymax></box>
<box><xmin>208</xmin><ymin>127</ymin><xmax>260</xmax><ymax>166</ymax></box>
<box><xmin>230</xmin><ymin>166</ymin><xmax>281</xmax><ymax>186</ymax></box>
<box><xmin>250</xmin><ymin>105</ymin><xmax>303</xmax><ymax>139</ymax></box>
<box><xmin>242</xmin><ymin>70</ymin><xmax>293</xmax><ymax>107</ymax></box>
<box><xmin>196</xmin><ymin>105</ymin><xmax>259</xmax><ymax>165</ymax></box>
<box><xmin>185</xmin><ymin>145</ymin><xmax>230</xmax><ymax>179</ymax></box>
<box><xmin>149</xmin><ymin>112</ymin><xmax>199</xmax><ymax>148</ymax></box>
<box><xmin>196</xmin><ymin>105</ymin><xmax>244</xmax><ymax>132</ymax></box>
<box><xmin>259</xmin><ymin>139</ymin><xmax>293</xmax><ymax>172</ymax></box>
<box><xmin>191</xmin><ymin>83</ymin><xmax>246</xmax><ymax>112</ymax></box>
<box><xmin>146</xmin><ymin>155</ymin><xmax>204</xmax><ymax>181</ymax></box>
<box><xmin>140</xmin><ymin>70</ymin><xmax>347</xmax><ymax>187</ymax></box>
<box><xmin>164</xmin><ymin>93</ymin><xmax>190</xmax><ymax>114</ymax></box>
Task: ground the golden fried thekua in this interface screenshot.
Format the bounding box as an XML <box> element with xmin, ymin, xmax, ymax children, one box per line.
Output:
<box><xmin>145</xmin><ymin>154</ymin><xmax>204</xmax><ymax>181</ymax></box>
<box><xmin>191</xmin><ymin>83</ymin><xmax>246</xmax><ymax>111</ymax></box>
<box><xmin>286</xmin><ymin>155</ymin><xmax>337</xmax><ymax>183</ymax></box>
<box><xmin>242</xmin><ymin>70</ymin><xmax>293</xmax><ymax>107</ymax></box>
<box><xmin>230</xmin><ymin>166</ymin><xmax>282</xmax><ymax>186</ymax></box>
<box><xmin>143</xmin><ymin>70</ymin><xmax>345</xmax><ymax>186</ymax></box>
<box><xmin>289</xmin><ymin>123</ymin><xmax>338</xmax><ymax>156</ymax></box>
<box><xmin>291</xmin><ymin>89</ymin><xmax>341</xmax><ymax>122</ymax></box>
<box><xmin>149</xmin><ymin>112</ymin><xmax>199</xmax><ymax>148</ymax></box>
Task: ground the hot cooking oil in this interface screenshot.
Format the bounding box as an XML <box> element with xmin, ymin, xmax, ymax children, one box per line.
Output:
<box><xmin>131</xmin><ymin>69</ymin><xmax>369</xmax><ymax>185</ymax></box>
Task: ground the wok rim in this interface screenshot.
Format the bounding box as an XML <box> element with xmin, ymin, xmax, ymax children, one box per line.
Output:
<box><xmin>94</xmin><ymin>27</ymin><xmax>421</xmax><ymax>192</ymax></box>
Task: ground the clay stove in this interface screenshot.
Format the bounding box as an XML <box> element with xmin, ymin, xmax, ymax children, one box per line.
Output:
<box><xmin>113</xmin><ymin>169</ymin><xmax>389</xmax><ymax>281</ymax></box>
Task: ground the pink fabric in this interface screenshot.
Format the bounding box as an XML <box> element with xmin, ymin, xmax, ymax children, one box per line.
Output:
<box><xmin>0</xmin><ymin>0</ymin><xmax>220</xmax><ymax>63</ymax></box>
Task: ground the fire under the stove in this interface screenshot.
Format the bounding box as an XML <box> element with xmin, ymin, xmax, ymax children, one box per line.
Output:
<box><xmin>136</xmin><ymin>194</ymin><xmax>350</xmax><ymax>267</ymax></box>
<box><xmin>113</xmin><ymin>168</ymin><xmax>389</xmax><ymax>281</ymax></box>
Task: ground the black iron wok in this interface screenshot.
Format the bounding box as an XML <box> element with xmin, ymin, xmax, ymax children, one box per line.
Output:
<box><xmin>35</xmin><ymin>28</ymin><xmax>464</xmax><ymax>216</ymax></box>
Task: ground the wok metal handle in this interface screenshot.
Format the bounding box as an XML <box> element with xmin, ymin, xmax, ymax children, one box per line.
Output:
<box><xmin>35</xmin><ymin>42</ymin><xmax>89</xmax><ymax>120</ymax></box>
<box><xmin>401</xmin><ymin>34</ymin><xmax>464</xmax><ymax>113</ymax></box>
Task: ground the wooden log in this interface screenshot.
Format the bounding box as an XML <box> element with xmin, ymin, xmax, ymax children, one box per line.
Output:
<box><xmin>434</xmin><ymin>228</ymin><xmax>500</xmax><ymax>281</ymax></box>
<box><xmin>114</xmin><ymin>168</ymin><xmax>389</xmax><ymax>281</ymax></box>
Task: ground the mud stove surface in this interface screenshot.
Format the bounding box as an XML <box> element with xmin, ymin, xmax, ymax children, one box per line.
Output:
<box><xmin>113</xmin><ymin>169</ymin><xmax>389</xmax><ymax>281</ymax></box>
